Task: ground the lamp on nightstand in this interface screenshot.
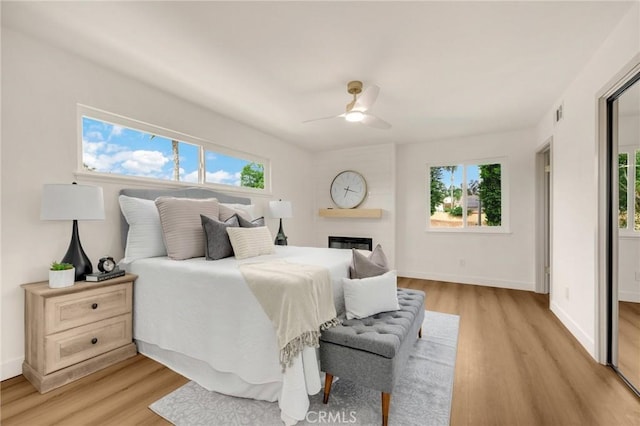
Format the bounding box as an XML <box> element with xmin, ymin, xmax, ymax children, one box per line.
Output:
<box><xmin>269</xmin><ymin>199</ymin><xmax>292</xmax><ymax>246</ymax></box>
<box><xmin>41</xmin><ymin>182</ymin><xmax>105</xmax><ymax>281</ymax></box>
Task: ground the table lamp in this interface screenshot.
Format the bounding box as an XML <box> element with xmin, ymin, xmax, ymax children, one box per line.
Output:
<box><xmin>268</xmin><ymin>199</ymin><xmax>292</xmax><ymax>246</ymax></box>
<box><xmin>41</xmin><ymin>183</ymin><xmax>105</xmax><ymax>281</ymax></box>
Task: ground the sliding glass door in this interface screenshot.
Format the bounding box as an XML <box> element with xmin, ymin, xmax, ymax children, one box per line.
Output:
<box><xmin>607</xmin><ymin>71</ymin><xmax>640</xmax><ymax>396</ymax></box>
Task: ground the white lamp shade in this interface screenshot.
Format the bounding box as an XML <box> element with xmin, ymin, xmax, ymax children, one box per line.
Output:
<box><xmin>268</xmin><ymin>200</ymin><xmax>292</xmax><ymax>219</ymax></box>
<box><xmin>41</xmin><ymin>184</ymin><xmax>105</xmax><ymax>221</ymax></box>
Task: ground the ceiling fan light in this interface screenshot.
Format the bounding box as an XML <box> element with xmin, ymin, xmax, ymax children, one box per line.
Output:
<box><xmin>345</xmin><ymin>111</ymin><xmax>365</xmax><ymax>122</ymax></box>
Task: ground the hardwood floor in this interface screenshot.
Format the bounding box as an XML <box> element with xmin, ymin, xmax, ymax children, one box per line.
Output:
<box><xmin>1</xmin><ymin>354</ymin><xmax>187</xmax><ymax>425</ymax></box>
<box><xmin>2</xmin><ymin>278</ymin><xmax>639</xmax><ymax>425</ymax></box>
<box><xmin>401</xmin><ymin>278</ymin><xmax>640</xmax><ymax>426</ymax></box>
<box><xmin>618</xmin><ymin>301</ymin><xmax>640</xmax><ymax>391</ymax></box>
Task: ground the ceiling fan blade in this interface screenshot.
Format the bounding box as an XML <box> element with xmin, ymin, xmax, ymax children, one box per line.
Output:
<box><xmin>352</xmin><ymin>85</ymin><xmax>380</xmax><ymax>112</ymax></box>
<box><xmin>302</xmin><ymin>113</ymin><xmax>344</xmax><ymax>124</ymax></box>
<box><xmin>361</xmin><ymin>113</ymin><xmax>391</xmax><ymax>129</ymax></box>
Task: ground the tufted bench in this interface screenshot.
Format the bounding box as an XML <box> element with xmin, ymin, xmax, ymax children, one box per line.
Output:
<box><xmin>319</xmin><ymin>288</ymin><xmax>426</xmax><ymax>426</ymax></box>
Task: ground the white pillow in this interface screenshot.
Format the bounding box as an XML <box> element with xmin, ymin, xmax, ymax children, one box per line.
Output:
<box><xmin>218</xmin><ymin>203</ymin><xmax>252</xmax><ymax>222</ymax></box>
<box><xmin>118</xmin><ymin>195</ymin><xmax>167</xmax><ymax>262</ymax></box>
<box><xmin>226</xmin><ymin>226</ymin><xmax>275</xmax><ymax>260</ymax></box>
<box><xmin>221</xmin><ymin>203</ymin><xmax>258</xmax><ymax>221</ymax></box>
<box><xmin>342</xmin><ymin>270</ymin><xmax>400</xmax><ymax>320</ymax></box>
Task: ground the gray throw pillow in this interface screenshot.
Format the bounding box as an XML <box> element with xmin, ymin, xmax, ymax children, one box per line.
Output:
<box><xmin>237</xmin><ymin>215</ymin><xmax>265</xmax><ymax>228</ymax></box>
<box><xmin>201</xmin><ymin>214</ymin><xmax>239</xmax><ymax>260</ymax></box>
<box><xmin>351</xmin><ymin>244</ymin><xmax>390</xmax><ymax>279</ymax></box>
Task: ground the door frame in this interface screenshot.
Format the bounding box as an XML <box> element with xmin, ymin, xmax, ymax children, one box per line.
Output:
<box><xmin>535</xmin><ymin>140</ymin><xmax>552</xmax><ymax>294</ymax></box>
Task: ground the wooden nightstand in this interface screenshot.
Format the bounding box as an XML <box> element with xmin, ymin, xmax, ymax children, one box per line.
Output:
<box><xmin>21</xmin><ymin>273</ymin><xmax>138</xmax><ymax>393</ymax></box>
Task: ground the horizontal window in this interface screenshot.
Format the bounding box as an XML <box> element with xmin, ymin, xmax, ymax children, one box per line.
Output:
<box><xmin>427</xmin><ymin>159</ymin><xmax>508</xmax><ymax>232</ymax></box>
<box><xmin>79</xmin><ymin>106</ymin><xmax>268</xmax><ymax>192</ymax></box>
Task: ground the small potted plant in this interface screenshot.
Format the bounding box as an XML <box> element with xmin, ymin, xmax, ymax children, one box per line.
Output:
<box><xmin>49</xmin><ymin>261</ymin><xmax>75</xmax><ymax>288</ymax></box>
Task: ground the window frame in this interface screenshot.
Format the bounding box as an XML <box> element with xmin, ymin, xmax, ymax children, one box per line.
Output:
<box><xmin>618</xmin><ymin>145</ymin><xmax>640</xmax><ymax>237</ymax></box>
<box><xmin>76</xmin><ymin>105</ymin><xmax>271</xmax><ymax>194</ymax></box>
<box><xmin>426</xmin><ymin>157</ymin><xmax>510</xmax><ymax>233</ymax></box>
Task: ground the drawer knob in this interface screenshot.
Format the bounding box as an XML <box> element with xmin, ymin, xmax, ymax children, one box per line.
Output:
<box><xmin>91</xmin><ymin>303</ymin><xmax>98</xmax><ymax>310</ymax></box>
<box><xmin>91</xmin><ymin>337</ymin><xmax>98</xmax><ymax>345</ymax></box>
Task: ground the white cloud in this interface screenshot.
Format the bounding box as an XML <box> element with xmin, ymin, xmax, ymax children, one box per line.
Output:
<box><xmin>104</xmin><ymin>143</ymin><xmax>125</xmax><ymax>153</ymax></box>
<box><xmin>109</xmin><ymin>125</ymin><xmax>123</xmax><ymax>139</ymax></box>
<box><xmin>182</xmin><ymin>170</ymin><xmax>199</xmax><ymax>183</ymax></box>
<box><xmin>83</xmin><ymin>140</ymin><xmax>106</xmax><ymax>155</ymax></box>
<box><xmin>121</xmin><ymin>150</ymin><xmax>169</xmax><ymax>174</ymax></box>
<box><xmin>206</xmin><ymin>169</ymin><xmax>240</xmax><ymax>186</ymax></box>
<box><xmin>83</xmin><ymin>140</ymin><xmax>170</xmax><ymax>175</ymax></box>
<box><xmin>84</xmin><ymin>131</ymin><xmax>104</xmax><ymax>142</ymax></box>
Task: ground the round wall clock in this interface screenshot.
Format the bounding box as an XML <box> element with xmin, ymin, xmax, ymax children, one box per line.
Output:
<box><xmin>330</xmin><ymin>170</ymin><xmax>367</xmax><ymax>209</ymax></box>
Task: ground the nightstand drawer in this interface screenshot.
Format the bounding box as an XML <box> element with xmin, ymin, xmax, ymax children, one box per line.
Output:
<box><xmin>45</xmin><ymin>283</ymin><xmax>132</xmax><ymax>334</ymax></box>
<box><xmin>44</xmin><ymin>314</ymin><xmax>132</xmax><ymax>374</ymax></box>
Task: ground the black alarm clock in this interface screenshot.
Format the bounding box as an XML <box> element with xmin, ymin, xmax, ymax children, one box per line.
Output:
<box><xmin>97</xmin><ymin>256</ymin><xmax>116</xmax><ymax>273</ymax></box>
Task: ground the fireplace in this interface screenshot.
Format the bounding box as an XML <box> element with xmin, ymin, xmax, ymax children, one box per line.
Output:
<box><xmin>328</xmin><ymin>236</ymin><xmax>373</xmax><ymax>251</ymax></box>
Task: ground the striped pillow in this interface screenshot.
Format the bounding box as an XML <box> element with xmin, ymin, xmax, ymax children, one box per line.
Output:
<box><xmin>155</xmin><ymin>197</ymin><xmax>219</xmax><ymax>260</ymax></box>
<box><xmin>226</xmin><ymin>226</ymin><xmax>275</xmax><ymax>260</ymax></box>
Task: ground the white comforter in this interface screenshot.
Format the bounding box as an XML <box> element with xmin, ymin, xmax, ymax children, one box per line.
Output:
<box><xmin>126</xmin><ymin>246</ymin><xmax>352</xmax><ymax>425</ymax></box>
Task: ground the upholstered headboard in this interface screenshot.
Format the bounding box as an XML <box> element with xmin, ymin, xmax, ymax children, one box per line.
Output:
<box><xmin>119</xmin><ymin>187</ymin><xmax>251</xmax><ymax>250</ymax></box>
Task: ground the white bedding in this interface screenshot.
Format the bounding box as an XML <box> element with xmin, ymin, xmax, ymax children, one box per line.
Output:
<box><xmin>126</xmin><ymin>246</ymin><xmax>352</xmax><ymax>425</ymax></box>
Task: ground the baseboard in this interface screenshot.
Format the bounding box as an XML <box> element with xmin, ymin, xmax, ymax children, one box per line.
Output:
<box><xmin>1</xmin><ymin>356</ymin><xmax>24</xmax><ymax>381</ymax></box>
<box><xmin>550</xmin><ymin>300</ymin><xmax>596</xmax><ymax>359</ymax></box>
<box><xmin>398</xmin><ymin>270</ymin><xmax>534</xmax><ymax>292</ymax></box>
<box><xmin>619</xmin><ymin>291</ymin><xmax>640</xmax><ymax>303</ymax></box>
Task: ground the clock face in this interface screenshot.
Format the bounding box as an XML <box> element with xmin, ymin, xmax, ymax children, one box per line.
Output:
<box><xmin>98</xmin><ymin>257</ymin><xmax>116</xmax><ymax>273</ymax></box>
<box><xmin>330</xmin><ymin>171</ymin><xmax>367</xmax><ymax>209</ymax></box>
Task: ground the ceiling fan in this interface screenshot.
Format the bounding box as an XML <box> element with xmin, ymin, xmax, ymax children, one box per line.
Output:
<box><xmin>303</xmin><ymin>81</ymin><xmax>391</xmax><ymax>129</ymax></box>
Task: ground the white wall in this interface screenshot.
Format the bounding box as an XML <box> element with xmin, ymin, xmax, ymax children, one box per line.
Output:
<box><xmin>312</xmin><ymin>144</ymin><xmax>396</xmax><ymax>266</ymax></box>
<box><xmin>535</xmin><ymin>3</ymin><xmax>640</xmax><ymax>357</ymax></box>
<box><xmin>395</xmin><ymin>129</ymin><xmax>537</xmax><ymax>290</ymax></box>
<box><xmin>0</xmin><ymin>28</ymin><xmax>314</xmax><ymax>380</ymax></box>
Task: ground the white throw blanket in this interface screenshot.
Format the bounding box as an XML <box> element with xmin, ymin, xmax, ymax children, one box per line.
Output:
<box><xmin>239</xmin><ymin>261</ymin><xmax>340</xmax><ymax>369</ymax></box>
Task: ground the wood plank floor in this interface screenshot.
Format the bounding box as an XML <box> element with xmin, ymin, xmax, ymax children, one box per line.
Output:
<box><xmin>619</xmin><ymin>301</ymin><xmax>640</xmax><ymax>391</ymax></box>
<box><xmin>2</xmin><ymin>278</ymin><xmax>639</xmax><ymax>425</ymax></box>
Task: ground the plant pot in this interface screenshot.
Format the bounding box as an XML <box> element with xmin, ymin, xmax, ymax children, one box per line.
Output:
<box><xmin>49</xmin><ymin>268</ymin><xmax>75</xmax><ymax>288</ymax></box>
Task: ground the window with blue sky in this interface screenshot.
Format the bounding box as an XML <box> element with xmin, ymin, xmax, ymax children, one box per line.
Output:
<box><xmin>428</xmin><ymin>160</ymin><xmax>505</xmax><ymax>231</ymax></box>
<box><xmin>81</xmin><ymin>114</ymin><xmax>266</xmax><ymax>190</ymax></box>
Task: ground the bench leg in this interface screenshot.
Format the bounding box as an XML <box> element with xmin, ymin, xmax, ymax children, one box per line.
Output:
<box><xmin>323</xmin><ymin>373</ymin><xmax>334</xmax><ymax>404</ymax></box>
<box><xmin>381</xmin><ymin>392</ymin><xmax>391</xmax><ymax>426</ymax></box>
<box><xmin>418</xmin><ymin>327</ymin><xmax>422</xmax><ymax>338</ymax></box>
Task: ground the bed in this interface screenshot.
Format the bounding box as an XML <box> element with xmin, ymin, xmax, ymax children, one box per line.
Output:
<box><xmin>118</xmin><ymin>188</ymin><xmax>352</xmax><ymax>425</ymax></box>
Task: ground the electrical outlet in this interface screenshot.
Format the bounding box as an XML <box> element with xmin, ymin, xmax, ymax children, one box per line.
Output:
<box><xmin>635</xmin><ymin>272</ymin><xmax>640</xmax><ymax>282</ymax></box>
<box><xmin>459</xmin><ymin>259</ymin><xmax>466</xmax><ymax>267</ymax></box>
<box><xmin>565</xmin><ymin>287</ymin><xmax>570</xmax><ymax>300</ymax></box>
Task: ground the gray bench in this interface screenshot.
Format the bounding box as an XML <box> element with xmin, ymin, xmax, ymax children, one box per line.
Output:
<box><xmin>319</xmin><ymin>288</ymin><xmax>426</xmax><ymax>426</ymax></box>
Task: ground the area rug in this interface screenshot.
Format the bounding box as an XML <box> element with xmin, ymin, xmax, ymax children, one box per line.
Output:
<box><xmin>150</xmin><ymin>310</ymin><xmax>459</xmax><ymax>426</ymax></box>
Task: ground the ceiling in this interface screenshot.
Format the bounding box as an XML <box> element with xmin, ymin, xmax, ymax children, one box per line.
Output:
<box><xmin>2</xmin><ymin>1</ymin><xmax>636</xmax><ymax>151</ymax></box>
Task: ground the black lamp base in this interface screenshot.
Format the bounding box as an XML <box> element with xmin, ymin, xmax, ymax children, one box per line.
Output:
<box><xmin>61</xmin><ymin>220</ymin><xmax>93</xmax><ymax>281</ymax></box>
<box><xmin>274</xmin><ymin>218</ymin><xmax>288</xmax><ymax>246</ymax></box>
